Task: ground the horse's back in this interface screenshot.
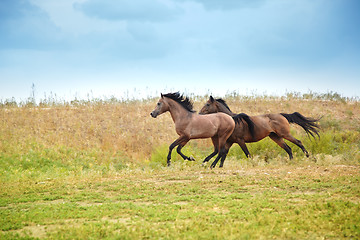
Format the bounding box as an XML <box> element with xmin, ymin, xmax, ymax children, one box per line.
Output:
<box><xmin>250</xmin><ymin>113</ymin><xmax>290</xmax><ymax>139</ymax></box>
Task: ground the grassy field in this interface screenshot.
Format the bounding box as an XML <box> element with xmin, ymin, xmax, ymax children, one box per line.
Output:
<box><xmin>1</xmin><ymin>92</ymin><xmax>359</xmax><ymax>239</ymax></box>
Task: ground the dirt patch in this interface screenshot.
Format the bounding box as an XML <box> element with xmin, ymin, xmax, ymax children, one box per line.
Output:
<box><xmin>174</xmin><ymin>201</ymin><xmax>189</xmax><ymax>206</ymax></box>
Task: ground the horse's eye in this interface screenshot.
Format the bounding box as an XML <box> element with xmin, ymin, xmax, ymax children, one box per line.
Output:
<box><xmin>157</xmin><ymin>102</ymin><xmax>161</xmax><ymax>106</ymax></box>
<box><xmin>206</xmin><ymin>103</ymin><xmax>210</xmax><ymax>107</ymax></box>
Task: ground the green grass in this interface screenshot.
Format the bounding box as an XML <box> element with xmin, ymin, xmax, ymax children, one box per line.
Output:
<box><xmin>1</xmin><ymin>162</ymin><xmax>359</xmax><ymax>239</ymax></box>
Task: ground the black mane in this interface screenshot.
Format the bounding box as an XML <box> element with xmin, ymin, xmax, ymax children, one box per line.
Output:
<box><xmin>216</xmin><ymin>98</ymin><xmax>232</xmax><ymax>112</ymax></box>
<box><xmin>163</xmin><ymin>92</ymin><xmax>195</xmax><ymax>113</ymax></box>
<box><xmin>216</xmin><ymin>98</ymin><xmax>255</xmax><ymax>137</ymax></box>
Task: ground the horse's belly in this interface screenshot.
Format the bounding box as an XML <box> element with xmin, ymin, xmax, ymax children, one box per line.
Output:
<box><xmin>189</xmin><ymin>128</ymin><xmax>216</xmax><ymax>138</ymax></box>
<box><xmin>188</xmin><ymin>121</ymin><xmax>217</xmax><ymax>139</ymax></box>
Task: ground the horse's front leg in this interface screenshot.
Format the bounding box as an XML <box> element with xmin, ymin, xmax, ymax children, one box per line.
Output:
<box><xmin>167</xmin><ymin>136</ymin><xmax>189</xmax><ymax>166</ymax></box>
<box><xmin>237</xmin><ymin>139</ymin><xmax>251</xmax><ymax>158</ymax></box>
<box><xmin>177</xmin><ymin>142</ymin><xmax>194</xmax><ymax>161</ymax></box>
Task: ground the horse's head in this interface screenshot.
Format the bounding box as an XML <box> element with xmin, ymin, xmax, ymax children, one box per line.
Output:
<box><xmin>199</xmin><ymin>96</ymin><xmax>219</xmax><ymax>115</ymax></box>
<box><xmin>150</xmin><ymin>94</ymin><xmax>170</xmax><ymax>118</ymax></box>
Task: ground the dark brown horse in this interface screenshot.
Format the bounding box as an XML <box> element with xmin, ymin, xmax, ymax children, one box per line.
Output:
<box><xmin>150</xmin><ymin>92</ymin><xmax>248</xmax><ymax>168</ymax></box>
<box><xmin>199</xmin><ymin>96</ymin><xmax>320</xmax><ymax>161</ymax></box>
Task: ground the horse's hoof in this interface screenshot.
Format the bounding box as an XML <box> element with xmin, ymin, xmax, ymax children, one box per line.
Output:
<box><xmin>189</xmin><ymin>156</ymin><xmax>195</xmax><ymax>161</ymax></box>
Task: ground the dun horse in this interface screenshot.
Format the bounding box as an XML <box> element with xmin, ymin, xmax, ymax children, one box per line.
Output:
<box><xmin>150</xmin><ymin>92</ymin><xmax>248</xmax><ymax>168</ymax></box>
<box><xmin>200</xmin><ymin>96</ymin><xmax>320</xmax><ymax>161</ymax></box>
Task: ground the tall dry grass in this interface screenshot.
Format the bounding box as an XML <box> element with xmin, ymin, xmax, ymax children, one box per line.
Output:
<box><xmin>1</xmin><ymin>100</ymin><xmax>169</xmax><ymax>161</ymax></box>
<box><xmin>1</xmin><ymin>92</ymin><xmax>359</xmax><ymax>170</ymax></box>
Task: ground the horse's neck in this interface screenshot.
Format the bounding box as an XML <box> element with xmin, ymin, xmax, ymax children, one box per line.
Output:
<box><xmin>167</xmin><ymin>99</ymin><xmax>192</xmax><ymax>124</ymax></box>
<box><xmin>218</xmin><ymin>103</ymin><xmax>236</xmax><ymax>116</ymax></box>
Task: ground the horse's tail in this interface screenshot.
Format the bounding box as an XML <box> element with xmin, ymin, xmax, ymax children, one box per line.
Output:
<box><xmin>233</xmin><ymin>113</ymin><xmax>255</xmax><ymax>138</ymax></box>
<box><xmin>280</xmin><ymin>112</ymin><xmax>321</xmax><ymax>139</ymax></box>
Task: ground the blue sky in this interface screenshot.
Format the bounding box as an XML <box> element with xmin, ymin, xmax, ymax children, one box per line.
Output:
<box><xmin>1</xmin><ymin>0</ymin><xmax>359</xmax><ymax>101</ymax></box>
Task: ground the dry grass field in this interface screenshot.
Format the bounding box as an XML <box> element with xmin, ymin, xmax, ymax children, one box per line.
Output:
<box><xmin>1</xmin><ymin>92</ymin><xmax>359</xmax><ymax>239</ymax></box>
<box><xmin>1</xmin><ymin>92</ymin><xmax>359</xmax><ymax>166</ymax></box>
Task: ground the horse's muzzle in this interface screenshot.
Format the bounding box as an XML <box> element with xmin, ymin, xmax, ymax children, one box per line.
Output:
<box><xmin>150</xmin><ymin>112</ymin><xmax>157</xmax><ymax>118</ymax></box>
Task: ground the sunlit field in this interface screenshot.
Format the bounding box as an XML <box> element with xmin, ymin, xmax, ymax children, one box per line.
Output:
<box><xmin>1</xmin><ymin>92</ymin><xmax>359</xmax><ymax>239</ymax></box>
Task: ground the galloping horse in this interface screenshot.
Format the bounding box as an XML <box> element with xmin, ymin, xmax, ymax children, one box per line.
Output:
<box><xmin>199</xmin><ymin>96</ymin><xmax>320</xmax><ymax>160</ymax></box>
<box><xmin>150</xmin><ymin>92</ymin><xmax>248</xmax><ymax>168</ymax></box>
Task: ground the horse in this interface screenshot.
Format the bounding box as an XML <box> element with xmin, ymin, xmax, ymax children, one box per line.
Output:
<box><xmin>199</xmin><ymin>101</ymin><xmax>256</xmax><ymax>167</ymax></box>
<box><xmin>150</xmin><ymin>92</ymin><xmax>248</xmax><ymax>168</ymax></box>
<box><xmin>199</xmin><ymin>96</ymin><xmax>320</xmax><ymax>161</ymax></box>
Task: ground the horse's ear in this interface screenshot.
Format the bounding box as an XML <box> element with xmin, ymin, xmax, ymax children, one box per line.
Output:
<box><xmin>161</xmin><ymin>93</ymin><xmax>164</xmax><ymax>98</ymax></box>
<box><xmin>210</xmin><ymin>96</ymin><xmax>215</xmax><ymax>102</ymax></box>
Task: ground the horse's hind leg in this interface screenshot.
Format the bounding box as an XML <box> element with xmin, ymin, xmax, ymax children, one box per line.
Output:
<box><xmin>283</xmin><ymin>135</ymin><xmax>309</xmax><ymax>157</ymax></box>
<box><xmin>269</xmin><ymin>132</ymin><xmax>293</xmax><ymax>159</ymax></box>
<box><xmin>210</xmin><ymin>137</ymin><xmax>229</xmax><ymax>168</ymax></box>
<box><xmin>219</xmin><ymin>150</ymin><xmax>230</xmax><ymax>168</ymax></box>
<box><xmin>212</xmin><ymin>131</ymin><xmax>233</xmax><ymax>168</ymax></box>
<box><xmin>210</xmin><ymin>152</ymin><xmax>222</xmax><ymax>169</ymax></box>
<box><xmin>219</xmin><ymin>142</ymin><xmax>232</xmax><ymax>167</ymax></box>
<box><xmin>210</xmin><ymin>147</ymin><xmax>228</xmax><ymax>169</ymax></box>
<box><xmin>203</xmin><ymin>136</ymin><xmax>219</xmax><ymax>165</ymax></box>
<box><xmin>219</xmin><ymin>154</ymin><xmax>227</xmax><ymax>168</ymax></box>
<box><xmin>203</xmin><ymin>150</ymin><xmax>218</xmax><ymax>165</ymax></box>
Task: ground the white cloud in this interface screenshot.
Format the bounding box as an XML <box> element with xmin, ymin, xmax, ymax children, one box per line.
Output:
<box><xmin>75</xmin><ymin>0</ymin><xmax>183</xmax><ymax>22</ymax></box>
<box><xmin>30</xmin><ymin>0</ymin><xmax>127</xmax><ymax>36</ymax></box>
<box><xmin>175</xmin><ymin>0</ymin><xmax>265</xmax><ymax>10</ymax></box>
